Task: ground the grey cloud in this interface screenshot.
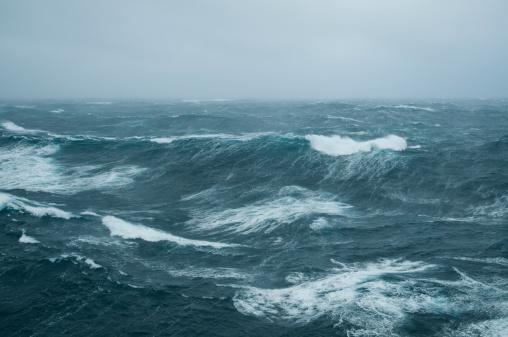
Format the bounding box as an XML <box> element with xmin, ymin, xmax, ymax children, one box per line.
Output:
<box><xmin>1</xmin><ymin>0</ymin><xmax>507</xmax><ymax>99</ymax></box>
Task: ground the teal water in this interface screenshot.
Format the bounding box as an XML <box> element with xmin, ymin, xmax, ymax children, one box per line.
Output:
<box><xmin>1</xmin><ymin>100</ymin><xmax>507</xmax><ymax>336</ymax></box>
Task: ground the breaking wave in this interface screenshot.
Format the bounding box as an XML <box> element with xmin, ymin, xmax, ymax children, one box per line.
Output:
<box><xmin>0</xmin><ymin>192</ymin><xmax>73</xmax><ymax>219</ymax></box>
<box><xmin>233</xmin><ymin>259</ymin><xmax>507</xmax><ymax>336</ymax></box>
<box><xmin>187</xmin><ymin>186</ymin><xmax>351</xmax><ymax>234</ymax></box>
<box><xmin>102</xmin><ymin>215</ymin><xmax>237</xmax><ymax>249</ymax></box>
<box><xmin>305</xmin><ymin>134</ymin><xmax>407</xmax><ymax>156</ymax></box>
<box><xmin>0</xmin><ymin>143</ymin><xmax>144</xmax><ymax>194</ymax></box>
<box><xmin>19</xmin><ymin>230</ymin><xmax>40</xmax><ymax>244</ymax></box>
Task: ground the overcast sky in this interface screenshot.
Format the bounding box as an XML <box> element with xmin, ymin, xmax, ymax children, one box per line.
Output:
<box><xmin>1</xmin><ymin>0</ymin><xmax>507</xmax><ymax>99</ymax></box>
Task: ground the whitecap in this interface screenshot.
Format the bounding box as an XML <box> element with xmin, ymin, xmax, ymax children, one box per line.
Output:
<box><xmin>83</xmin><ymin>258</ymin><xmax>102</xmax><ymax>269</ymax></box>
<box><xmin>473</xmin><ymin>196</ymin><xmax>508</xmax><ymax>218</ymax></box>
<box><xmin>393</xmin><ymin>105</ymin><xmax>436</xmax><ymax>112</ymax></box>
<box><xmin>446</xmin><ymin>317</ymin><xmax>508</xmax><ymax>337</ymax></box>
<box><xmin>233</xmin><ymin>259</ymin><xmax>435</xmax><ymax>333</ymax></box>
<box><xmin>305</xmin><ymin>134</ymin><xmax>407</xmax><ymax>156</ymax></box>
<box><xmin>50</xmin><ymin>108</ymin><xmax>64</xmax><ymax>113</ymax></box>
<box><xmin>234</xmin><ymin>260</ymin><xmax>507</xmax><ymax>335</ymax></box>
<box><xmin>1</xmin><ymin>121</ymin><xmax>38</xmax><ymax>133</ymax></box>
<box><xmin>0</xmin><ymin>143</ymin><xmax>144</xmax><ymax>194</ymax></box>
<box><xmin>50</xmin><ymin>254</ymin><xmax>103</xmax><ymax>269</ymax></box>
<box><xmin>150</xmin><ymin>132</ymin><xmax>272</xmax><ymax>144</ymax></box>
<box><xmin>81</xmin><ymin>211</ymin><xmax>101</xmax><ymax>217</ymax></box>
<box><xmin>102</xmin><ymin>215</ymin><xmax>236</xmax><ymax>249</ymax></box>
<box><xmin>326</xmin><ymin>115</ymin><xmax>364</xmax><ymax>123</ymax></box>
<box><xmin>188</xmin><ymin>186</ymin><xmax>351</xmax><ymax>234</ymax></box>
<box><xmin>450</xmin><ymin>256</ymin><xmax>508</xmax><ymax>267</ymax></box>
<box><xmin>19</xmin><ymin>230</ymin><xmax>40</xmax><ymax>244</ymax></box>
<box><xmin>309</xmin><ymin>217</ymin><xmax>332</xmax><ymax>231</ymax></box>
<box><xmin>0</xmin><ymin>192</ymin><xmax>73</xmax><ymax>219</ymax></box>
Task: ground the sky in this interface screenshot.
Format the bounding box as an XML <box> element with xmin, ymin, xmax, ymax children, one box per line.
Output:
<box><xmin>1</xmin><ymin>0</ymin><xmax>507</xmax><ymax>99</ymax></box>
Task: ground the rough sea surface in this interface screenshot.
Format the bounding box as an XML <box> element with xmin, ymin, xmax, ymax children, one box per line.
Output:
<box><xmin>1</xmin><ymin>100</ymin><xmax>507</xmax><ymax>337</ymax></box>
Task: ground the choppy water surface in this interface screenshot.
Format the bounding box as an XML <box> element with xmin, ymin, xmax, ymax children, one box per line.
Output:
<box><xmin>1</xmin><ymin>100</ymin><xmax>507</xmax><ymax>336</ymax></box>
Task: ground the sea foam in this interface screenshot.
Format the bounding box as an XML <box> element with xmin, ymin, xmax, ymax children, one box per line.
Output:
<box><xmin>150</xmin><ymin>132</ymin><xmax>272</xmax><ymax>144</ymax></box>
<box><xmin>2</xmin><ymin>121</ymin><xmax>36</xmax><ymax>133</ymax></box>
<box><xmin>102</xmin><ymin>215</ymin><xmax>236</xmax><ymax>249</ymax></box>
<box><xmin>0</xmin><ymin>192</ymin><xmax>73</xmax><ymax>219</ymax></box>
<box><xmin>188</xmin><ymin>186</ymin><xmax>351</xmax><ymax>234</ymax></box>
<box><xmin>233</xmin><ymin>259</ymin><xmax>434</xmax><ymax>332</ymax></box>
<box><xmin>305</xmin><ymin>134</ymin><xmax>407</xmax><ymax>156</ymax></box>
<box><xmin>19</xmin><ymin>230</ymin><xmax>40</xmax><ymax>244</ymax></box>
<box><xmin>0</xmin><ymin>143</ymin><xmax>144</xmax><ymax>194</ymax></box>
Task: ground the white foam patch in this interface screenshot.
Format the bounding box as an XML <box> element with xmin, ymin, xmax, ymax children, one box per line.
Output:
<box><xmin>50</xmin><ymin>254</ymin><xmax>103</xmax><ymax>269</ymax></box>
<box><xmin>0</xmin><ymin>143</ymin><xmax>144</xmax><ymax>194</ymax></box>
<box><xmin>326</xmin><ymin>115</ymin><xmax>364</xmax><ymax>123</ymax></box>
<box><xmin>0</xmin><ymin>192</ymin><xmax>73</xmax><ymax>219</ymax></box>
<box><xmin>2</xmin><ymin>121</ymin><xmax>38</xmax><ymax>133</ymax></box>
<box><xmin>394</xmin><ymin>104</ymin><xmax>436</xmax><ymax>112</ymax></box>
<box><xmin>50</xmin><ymin>109</ymin><xmax>64</xmax><ymax>113</ymax></box>
<box><xmin>234</xmin><ymin>260</ymin><xmax>508</xmax><ymax>335</ymax></box>
<box><xmin>450</xmin><ymin>257</ymin><xmax>508</xmax><ymax>267</ymax></box>
<box><xmin>19</xmin><ymin>230</ymin><xmax>40</xmax><ymax>244</ymax></box>
<box><xmin>102</xmin><ymin>215</ymin><xmax>236</xmax><ymax>249</ymax></box>
<box><xmin>188</xmin><ymin>186</ymin><xmax>351</xmax><ymax>234</ymax></box>
<box><xmin>305</xmin><ymin>134</ymin><xmax>407</xmax><ymax>156</ymax></box>
<box><xmin>473</xmin><ymin>196</ymin><xmax>508</xmax><ymax>218</ymax></box>
<box><xmin>447</xmin><ymin>318</ymin><xmax>508</xmax><ymax>337</ymax></box>
<box><xmin>233</xmin><ymin>259</ymin><xmax>435</xmax><ymax>331</ymax></box>
<box><xmin>81</xmin><ymin>211</ymin><xmax>100</xmax><ymax>217</ymax></box>
<box><xmin>309</xmin><ymin>217</ymin><xmax>332</xmax><ymax>231</ymax></box>
<box><xmin>168</xmin><ymin>267</ymin><xmax>249</xmax><ymax>280</ymax></box>
<box><xmin>150</xmin><ymin>132</ymin><xmax>272</xmax><ymax>144</ymax></box>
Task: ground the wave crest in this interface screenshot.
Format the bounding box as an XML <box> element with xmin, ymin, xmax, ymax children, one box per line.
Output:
<box><xmin>305</xmin><ymin>134</ymin><xmax>407</xmax><ymax>156</ymax></box>
<box><xmin>0</xmin><ymin>192</ymin><xmax>73</xmax><ymax>219</ymax></box>
<box><xmin>187</xmin><ymin>186</ymin><xmax>351</xmax><ymax>234</ymax></box>
<box><xmin>102</xmin><ymin>215</ymin><xmax>236</xmax><ymax>249</ymax></box>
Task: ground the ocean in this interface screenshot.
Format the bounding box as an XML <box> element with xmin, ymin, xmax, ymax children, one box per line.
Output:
<box><xmin>0</xmin><ymin>99</ymin><xmax>507</xmax><ymax>336</ymax></box>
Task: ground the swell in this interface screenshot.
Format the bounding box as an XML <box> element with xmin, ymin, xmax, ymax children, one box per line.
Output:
<box><xmin>4</xmin><ymin>120</ymin><xmax>508</xmax><ymax>220</ymax></box>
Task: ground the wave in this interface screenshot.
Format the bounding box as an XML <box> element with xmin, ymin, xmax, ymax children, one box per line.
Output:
<box><xmin>3</xmin><ymin>122</ymin><xmax>406</xmax><ymax>161</ymax></box>
<box><xmin>393</xmin><ymin>104</ymin><xmax>436</xmax><ymax>112</ymax></box>
<box><xmin>187</xmin><ymin>186</ymin><xmax>351</xmax><ymax>234</ymax></box>
<box><xmin>305</xmin><ymin>134</ymin><xmax>407</xmax><ymax>156</ymax></box>
<box><xmin>49</xmin><ymin>254</ymin><xmax>103</xmax><ymax>269</ymax></box>
<box><xmin>0</xmin><ymin>192</ymin><xmax>73</xmax><ymax>219</ymax></box>
<box><xmin>19</xmin><ymin>230</ymin><xmax>40</xmax><ymax>244</ymax></box>
<box><xmin>472</xmin><ymin>196</ymin><xmax>508</xmax><ymax>218</ymax></box>
<box><xmin>449</xmin><ymin>256</ymin><xmax>508</xmax><ymax>267</ymax></box>
<box><xmin>150</xmin><ymin>132</ymin><xmax>273</xmax><ymax>144</ymax></box>
<box><xmin>2</xmin><ymin>120</ymin><xmax>119</xmax><ymax>141</ymax></box>
<box><xmin>326</xmin><ymin>115</ymin><xmax>364</xmax><ymax>123</ymax></box>
<box><xmin>446</xmin><ymin>317</ymin><xmax>508</xmax><ymax>337</ymax></box>
<box><xmin>233</xmin><ymin>259</ymin><xmax>507</xmax><ymax>336</ymax></box>
<box><xmin>233</xmin><ymin>259</ymin><xmax>434</xmax><ymax>333</ymax></box>
<box><xmin>2</xmin><ymin>121</ymin><xmax>38</xmax><ymax>133</ymax></box>
<box><xmin>2</xmin><ymin>120</ymin><xmax>273</xmax><ymax>145</ymax></box>
<box><xmin>0</xmin><ymin>143</ymin><xmax>144</xmax><ymax>194</ymax></box>
<box><xmin>102</xmin><ymin>215</ymin><xmax>236</xmax><ymax>249</ymax></box>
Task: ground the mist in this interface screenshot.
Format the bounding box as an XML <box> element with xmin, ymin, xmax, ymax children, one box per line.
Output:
<box><xmin>1</xmin><ymin>0</ymin><xmax>507</xmax><ymax>99</ymax></box>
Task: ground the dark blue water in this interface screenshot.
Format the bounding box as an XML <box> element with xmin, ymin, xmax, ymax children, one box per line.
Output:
<box><xmin>1</xmin><ymin>100</ymin><xmax>507</xmax><ymax>336</ymax></box>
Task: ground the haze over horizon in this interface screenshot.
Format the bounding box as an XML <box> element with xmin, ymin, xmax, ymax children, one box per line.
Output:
<box><xmin>1</xmin><ymin>0</ymin><xmax>507</xmax><ymax>99</ymax></box>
